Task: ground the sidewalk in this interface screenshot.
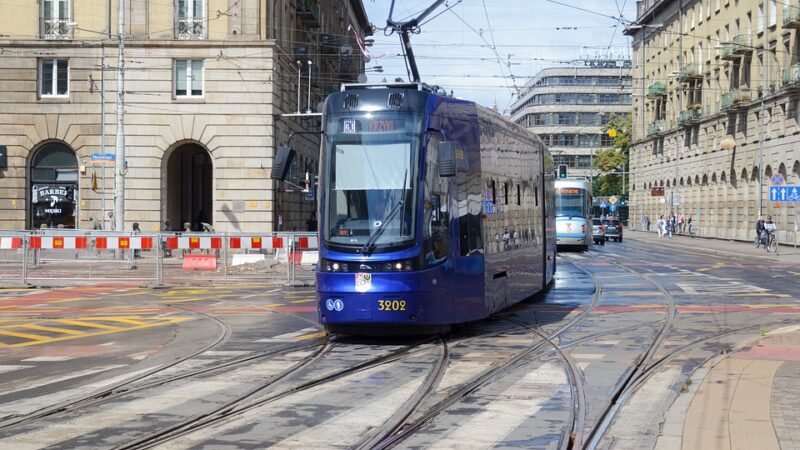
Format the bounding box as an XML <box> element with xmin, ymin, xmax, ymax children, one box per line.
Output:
<box><xmin>626</xmin><ymin>229</ymin><xmax>800</xmax><ymax>265</ymax></box>
<box><xmin>627</xmin><ymin>229</ymin><xmax>800</xmax><ymax>449</ymax></box>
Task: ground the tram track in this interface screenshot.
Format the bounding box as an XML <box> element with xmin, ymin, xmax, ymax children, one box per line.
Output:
<box><xmin>571</xmin><ymin>251</ymin><xmax>794</xmax><ymax>449</ymax></box>
<box><xmin>0</xmin><ymin>306</ymin><xmax>233</xmax><ymax>429</ymax></box>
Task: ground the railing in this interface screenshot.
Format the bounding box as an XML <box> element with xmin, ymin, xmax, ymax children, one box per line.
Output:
<box><xmin>678</xmin><ymin>63</ymin><xmax>703</xmax><ymax>81</ymax></box>
<box><xmin>678</xmin><ymin>107</ymin><xmax>702</xmax><ymax>126</ymax></box>
<box><xmin>647</xmin><ymin>119</ymin><xmax>666</xmax><ymax>135</ymax></box>
<box><xmin>782</xmin><ymin>64</ymin><xmax>800</xmax><ymax>87</ymax></box>
<box><xmin>647</xmin><ymin>82</ymin><xmax>668</xmax><ymax>97</ymax></box>
<box><xmin>721</xmin><ymin>89</ymin><xmax>751</xmax><ymax>110</ymax></box>
<box><xmin>175</xmin><ymin>16</ymin><xmax>205</xmax><ymax>40</ymax></box>
<box><xmin>42</xmin><ymin>18</ymin><xmax>72</xmax><ymax>39</ymax></box>
<box><xmin>784</xmin><ymin>5</ymin><xmax>800</xmax><ymax>28</ymax></box>
<box><xmin>721</xmin><ymin>35</ymin><xmax>754</xmax><ymax>60</ymax></box>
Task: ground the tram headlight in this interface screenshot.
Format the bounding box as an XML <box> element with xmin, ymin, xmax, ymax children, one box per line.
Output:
<box><xmin>383</xmin><ymin>259</ymin><xmax>414</xmax><ymax>272</ymax></box>
<box><xmin>321</xmin><ymin>259</ymin><xmax>349</xmax><ymax>272</ymax></box>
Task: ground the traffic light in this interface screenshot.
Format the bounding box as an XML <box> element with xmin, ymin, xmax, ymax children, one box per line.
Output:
<box><xmin>620</xmin><ymin>195</ymin><xmax>626</xmax><ymax>206</ymax></box>
<box><xmin>558</xmin><ymin>164</ymin><xmax>567</xmax><ymax>178</ymax></box>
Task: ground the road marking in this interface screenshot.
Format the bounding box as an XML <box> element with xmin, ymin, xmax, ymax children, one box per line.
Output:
<box><xmin>17</xmin><ymin>324</ymin><xmax>86</xmax><ymax>336</ymax></box>
<box><xmin>0</xmin><ymin>316</ymin><xmax>191</xmax><ymax>348</ymax></box>
<box><xmin>255</xmin><ymin>327</ymin><xmax>320</xmax><ymax>342</ymax></box>
<box><xmin>21</xmin><ymin>356</ymin><xmax>77</xmax><ymax>362</ymax></box>
<box><xmin>289</xmin><ymin>299</ymin><xmax>316</xmax><ymax>304</ymax></box>
<box><xmin>2</xmin><ymin>365</ymin><xmax>125</xmax><ymax>397</ymax></box>
<box><xmin>0</xmin><ymin>365</ymin><xmax>33</xmax><ymax>374</ymax></box>
<box><xmin>430</xmin><ymin>362</ymin><xmax>567</xmax><ymax>448</ymax></box>
<box><xmin>572</xmin><ymin>353</ymin><xmax>606</xmax><ymax>360</ymax></box>
<box><xmin>0</xmin><ymin>329</ymin><xmax>50</xmax><ymax>342</ymax></box>
<box><xmin>296</xmin><ymin>331</ymin><xmax>326</xmax><ymax>340</ymax></box>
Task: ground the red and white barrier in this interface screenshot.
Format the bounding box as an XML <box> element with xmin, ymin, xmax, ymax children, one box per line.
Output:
<box><xmin>294</xmin><ymin>235</ymin><xmax>319</xmax><ymax>249</ymax></box>
<box><xmin>165</xmin><ymin>236</ymin><xmax>223</xmax><ymax>250</ymax></box>
<box><xmin>29</xmin><ymin>236</ymin><xmax>88</xmax><ymax>249</ymax></box>
<box><xmin>0</xmin><ymin>237</ymin><xmax>23</xmax><ymax>250</ymax></box>
<box><xmin>229</xmin><ymin>236</ymin><xmax>285</xmax><ymax>250</ymax></box>
<box><xmin>95</xmin><ymin>236</ymin><xmax>154</xmax><ymax>250</ymax></box>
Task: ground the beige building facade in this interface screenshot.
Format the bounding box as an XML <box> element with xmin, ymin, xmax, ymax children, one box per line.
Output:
<box><xmin>628</xmin><ymin>0</ymin><xmax>800</xmax><ymax>242</ymax></box>
<box><xmin>0</xmin><ymin>0</ymin><xmax>369</xmax><ymax>232</ymax></box>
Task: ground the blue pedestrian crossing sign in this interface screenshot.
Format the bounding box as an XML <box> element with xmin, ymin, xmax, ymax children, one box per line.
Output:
<box><xmin>770</xmin><ymin>185</ymin><xmax>800</xmax><ymax>202</ymax></box>
<box><xmin>600</xmin><ymin>201</ymin><xmax>608</xmax><ymax>208</ymax></box>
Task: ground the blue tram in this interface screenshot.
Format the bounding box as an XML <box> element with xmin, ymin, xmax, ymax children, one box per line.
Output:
<box><xmin>554</xmin><ymin>178</ymin><xmax>593</xmax><ymax>251</ymax></box>
<box><xmin>275</xmin><ymin>82</ymin><xmax>556</xmax><ymax>335</ymax></box>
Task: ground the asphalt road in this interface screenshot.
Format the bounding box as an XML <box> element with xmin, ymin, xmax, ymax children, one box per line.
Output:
<box><xmin>0</xmin><ymin>237</ymin><xmax>798</xmax><ymax>449</ymax></box>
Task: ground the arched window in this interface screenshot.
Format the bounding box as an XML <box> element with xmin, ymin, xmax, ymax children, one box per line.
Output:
<box><xmin>30</xmin><ymin>142</ymin><xmax>78</xmax><ymax>229</ymax></box>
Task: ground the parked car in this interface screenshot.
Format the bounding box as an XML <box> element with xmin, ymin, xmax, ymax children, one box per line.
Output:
<box><xmin>591</xmin><ymin>218</ymin><xmax>605</xmax><ymax>245</ymax></box>
<box><xmin>602</xmin><ymin>218</ymin><xmax>623</xmax><ymax>242</ymax></box>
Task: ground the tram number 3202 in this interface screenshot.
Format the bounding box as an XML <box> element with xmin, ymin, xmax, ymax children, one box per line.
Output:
<box><xmin>378</xmin><ymin>300</ymin><xmax>407</xmax><ymax>311</ymax></box>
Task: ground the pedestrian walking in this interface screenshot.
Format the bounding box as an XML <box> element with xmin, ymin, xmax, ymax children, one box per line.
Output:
<box><xmin>755</xmin><ymin>215</ymin><xmax>765</xmax><ymax>248</ymax></box>
<box><xmin>657</xmin><ymin>215</ymin><xmax>664</xmax><ymax>238</ymax></box>
<box><xmin>687</xmin><ymin>215</ymin><xmax>693</xmax><ymax>236</ymax></box>
<box><xmin>666</xmin><ymin>216</ymin><xmax>673</xmax><ymax>239</ymax></box>
<box><xmin>677</xmin><ymin>213</ymin><xmax>684</xmax><ymax>234</ymax></box>
<box><xmin>645</xmin><ymin>214</ymin><xmax>650</xmax><ymax>231</ymax></box>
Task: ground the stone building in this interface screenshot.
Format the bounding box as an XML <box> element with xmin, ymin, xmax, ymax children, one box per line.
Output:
<box><xmin>509</xmin><ymin>64</ymin><xmax>633</xmax><ymax>180</ymax></box>
<box><xmin>0</xmin><ymin>0</ymin><xmax>369</xmax><ymax>232</ymax></box>
<box><xmin>627</xmin><ymin>0</ymin><xmax>800</xmax><ymax>242</ymax></box>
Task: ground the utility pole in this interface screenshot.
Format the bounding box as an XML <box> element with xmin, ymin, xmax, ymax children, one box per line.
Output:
<box><xmin>114</xmin><ymin>0</ymin><xmax>126</xmax><ymax>232</ymax></box>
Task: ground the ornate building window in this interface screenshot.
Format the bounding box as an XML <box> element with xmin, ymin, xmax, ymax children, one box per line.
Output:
<box><xmin>176</xmin><ymin>0</ymin><xmax>205</xmax><ymax>39</ymax></box>
<box><xmin>41</xmin><ymin>0</ymin><xmax>72</xmax><ymax>39</ymax></box>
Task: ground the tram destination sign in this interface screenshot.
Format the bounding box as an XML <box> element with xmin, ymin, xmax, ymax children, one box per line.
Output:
<box><xmin>650</xmin><ymin>187</ymin><xmax>664</xmax><ymax>196</ymax></box>
<box><xmin>770</xmin><ymin>186</ymin><xmax>800</xmax><ymax>202</ymax></box>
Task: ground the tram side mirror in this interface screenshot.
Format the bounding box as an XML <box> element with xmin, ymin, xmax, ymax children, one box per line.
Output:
<box><xmin>271</xmin><ymin>146</ymin><xmax>295</xmax><ymax>181</ymax></box>
<box><xmin>438</xmin><ymin>141</ymin><xmax>456</xmax><ymax>177</ymax></box>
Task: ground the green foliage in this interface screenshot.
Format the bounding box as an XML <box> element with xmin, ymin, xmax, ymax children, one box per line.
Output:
<box><xmin>593</xmin><ymin>114</ymin><xmax>632</xmax><ymax>197</ymax></box>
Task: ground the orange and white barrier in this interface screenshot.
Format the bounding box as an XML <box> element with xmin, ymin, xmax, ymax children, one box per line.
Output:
<box><xmin>165</xmin><ymin>236</ymin><xmax>223</xmax><ymax>250</ymax></box>
<box><xmin>0</xmin><ymin>237</ymin><xmax>23</xmax><ymax>249</ymax></box>
<box><xmin>95</xmin><ymin>236</ymin><xmax>154</xmax><ymax>250</ymax></box>
<box><xmin>229</xmin><ymin>236</ymin><xmax>285</xmax><ymax>250</ymax></box>
<box><xmin>29</xmin><ymin>236</ymin><xmax>88</xmax><ymax>249</ymax></box>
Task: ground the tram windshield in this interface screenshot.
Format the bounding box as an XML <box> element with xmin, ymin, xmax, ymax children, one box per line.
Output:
<box><xmin>321</xmin><ymin>112</ymin><xmax>422</xmax><ymax>252</ymax></box>
<box><xmin>555</xmin><ymin>187</ymin><xmax>590</xmax><ymax>218</ymax></box>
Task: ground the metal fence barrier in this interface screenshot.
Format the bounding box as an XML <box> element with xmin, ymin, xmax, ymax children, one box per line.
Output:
<box><xmin>0</xmin><ymin>231</ymin><xmax>319</xmax><ymax>287</ymax></box>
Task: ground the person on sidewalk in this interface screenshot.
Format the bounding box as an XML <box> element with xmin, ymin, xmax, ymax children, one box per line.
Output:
<box><xmin>657</xmin><ymin>215</ymin><xmax>664</xmax><ymax>238</ymax></box>
<box><xmin>666</xmin><ymin>216</ymin><xmax>673</xmax><ymax>239</ymax></box>
<box><xmin>755</xmin><ymin>215</ymin><xmax>765</xmax><ymax>248</ymax></box>
<box><xmin>687</xmin><ymin>215</ymin><xmax>693</xmax><ymax>236</ymax></box>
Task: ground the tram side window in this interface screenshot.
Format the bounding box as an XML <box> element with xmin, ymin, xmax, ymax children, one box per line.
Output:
<box><xmin>423</xmin><ymin>136</ymin><xmax>449</xmax><ymax>262</ymax></box>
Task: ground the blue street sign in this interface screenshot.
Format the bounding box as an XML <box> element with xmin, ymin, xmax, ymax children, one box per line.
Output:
<box><xmin>770</xmin><ymin>186</ymin><xmax>800</xmax><ymax>202</ymax></box>
<box><xmin>599</xmin><ymin>201</ymin><xmax>608</xmax><ymax>208</ymax></box>
<box><xmin>609</xmin><ymin>204</ymin><xmax>617</xmax><ymax>212</ymax></box>
<box><xmin>483</xmin><ymin>200</ymin><xmax>494</xmax><ymax>214</ymax></box>
<box><xmin>90</xmin><ymin>152</ymin><xmax>115</xmax><ymax>162</ymax></box>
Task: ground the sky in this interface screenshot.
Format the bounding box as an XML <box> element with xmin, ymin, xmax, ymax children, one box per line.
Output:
<box><xmin>360</xmin><ymin>0</ymin><xmax>637</xmax><ymax>114</ymax></box>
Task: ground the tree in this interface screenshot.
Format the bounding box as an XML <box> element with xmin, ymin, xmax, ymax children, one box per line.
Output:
<box><xmin>592</xmin><ymin>114</ymin><xmax>631</xmax><ymax>197</ymax></box>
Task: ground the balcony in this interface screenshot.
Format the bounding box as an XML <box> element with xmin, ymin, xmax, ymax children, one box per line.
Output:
<box><xmin>678</xmin><ymin>63</ymin><xmax>703</xmax><ymax>81</ymax></box>
<box><xmin>176</xmin><ymin>17</ymin><xmax>205</xmax><ymax>39</ymax></box>
<box><xmin>647</xmin><ymin>120</ymin><xmax>667</xmax><ymax>136</ymax></box>
<box><xmin>295</xmin><ymin>0</ymin><xmax>320</xmax><ymax>28</ymax></box>
<box><xmin>721</xmin><ymin>89</ymin><xmax>751</xmax><ymax>111</ymax></box>
<box><xmin>647</xmin><ymin>82</ymin><xmax>668</xmax><ymax>97</ymax></box>
<box><xmin>782</xmin><ymin>64</ymin><xmax>800</xmax><ymax>89</ymax></box>
<box><xmin>721</xmin><ymin>35</ymin><xmax>754</xmax><ymax>60</ymax></box>
<box><xmin>678</xmin><ymin>107</ymin><xmax>702</xmax><ymax>127</ymax></box>
<box><xmin>42</xmin><ymin>18</ymin><xmax>73</xmax><ymax>39</ymax></box>
<box><xmin>784</xmin><ymin>5</ymin><xmax>800</xmax><ymax>29</ymax></box>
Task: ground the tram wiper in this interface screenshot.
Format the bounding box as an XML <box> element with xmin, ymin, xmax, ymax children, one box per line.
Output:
<box><xmin>360</xmin><ymin>170</ymin><xmax>408</xmax><ymax>254</ymax></box>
